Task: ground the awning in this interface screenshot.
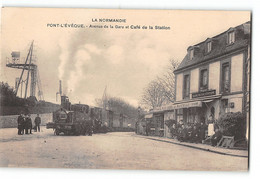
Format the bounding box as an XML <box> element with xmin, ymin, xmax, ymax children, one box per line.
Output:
<box><xmin>153</xmin><ymin>101</ymin><xmax>202</xmax><ymax>112</ymax></box>
<box><xmin>203</xmin><ymin>100</ymin><xmax>213</xmax><ymax>103</ymax></box>
<box><xmin>153</xmin><ymin>95</ymin><xmax>221</xmax><ymax>112</ymax></box>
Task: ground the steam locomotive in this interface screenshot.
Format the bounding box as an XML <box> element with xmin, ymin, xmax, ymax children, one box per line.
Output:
<box><xmin>46</xmin><ymin>95</ymin><xmax>105</xmax><ymax>136</ymax></box>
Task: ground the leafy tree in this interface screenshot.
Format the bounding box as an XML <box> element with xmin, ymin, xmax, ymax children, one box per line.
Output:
<box><xmin>0</xmin><ymin>81</ymin><xmax>36</xmax><ymax>107</ymax></box>
<box><xmin>0</xmin><ymin>82</ymin><xmax>16</xmax><ymax>106</ymax></box>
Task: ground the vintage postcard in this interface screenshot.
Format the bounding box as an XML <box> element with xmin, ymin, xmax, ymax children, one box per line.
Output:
<box><xmin>0</xmin><ymin>7</ymin><xmax>250</xmax><ymax>171</ymax></box>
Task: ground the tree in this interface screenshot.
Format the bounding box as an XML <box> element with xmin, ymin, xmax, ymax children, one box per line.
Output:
<box><xmin>0</xmin><ymin>81</ymin><xmax>36</xmax><ymax>107</ymax></box>
<box><xmin>140</xmin><ymin>59</ymin><xmax>180</xmax><ymax>109</ymax></box>
<box><xmin>157</xmin><ymin>59</ymin><xmax>179</xmax><ymax>103</ymax></box>
<box><xmin>0</xmin><ymin>82</ymin><xmax>16</xmax><ymax>106</ymax></box>
<box><xmin>95</xmin><ymin>96</ymin><xmax>139</xmax><ymax>119</ymax></box>
<box><xmin>141</xmin><ymin>80</ymin><xmax>167</xmax><ymax>109</ymax></box>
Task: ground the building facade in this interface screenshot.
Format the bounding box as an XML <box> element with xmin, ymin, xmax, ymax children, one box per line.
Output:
<box><xmin>173</xmin><ymin>21</ymin><xmax>251</xmax><ymax>127</ymax></box>
<box><xmin>151</xmin><ymin>22</ymin><xmax>250</xmax><ymax>138</ymax></box>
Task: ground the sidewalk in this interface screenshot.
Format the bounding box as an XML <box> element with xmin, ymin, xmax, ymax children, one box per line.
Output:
<box><xmin>135</xmin><ymin>134</ymin><xmax>248</xmax><ymax>158</ymax></box>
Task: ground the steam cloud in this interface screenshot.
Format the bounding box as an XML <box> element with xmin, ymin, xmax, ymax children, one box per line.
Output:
<box><xmin>57</xmin><ymin>28</ymin><xmax>172</xmax><ymax>106</ymax></box>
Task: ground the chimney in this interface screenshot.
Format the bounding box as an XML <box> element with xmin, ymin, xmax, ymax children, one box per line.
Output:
<box><xmin>59</xmin><ymin>80</ymin><xmax>62</xmax><ymax>96</ymax></box>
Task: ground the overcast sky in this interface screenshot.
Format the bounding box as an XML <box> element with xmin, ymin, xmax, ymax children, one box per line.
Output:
<box><xmin>0</xmin><ymin>8</ymin><xmax>250</xmax><ymax>106</ymax></box>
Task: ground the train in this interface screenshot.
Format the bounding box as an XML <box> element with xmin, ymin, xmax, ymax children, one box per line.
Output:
<box><xmin>46</xmin><ymin>95</ymin><xmax>107</xmax><ymax>136</ymax></box>
<box><xmin>46</xmin><ymin>95</ymin><xmax>136</xmax><ymax>136</ymax></box>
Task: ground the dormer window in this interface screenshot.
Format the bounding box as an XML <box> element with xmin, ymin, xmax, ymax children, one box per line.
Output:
<box><xmin>189</xmin><ymin>49</ymin><xmax>194</xmax><ymax>60</ymax></box>
<box><xmin>206</xmin><ymin>41</ymin><xmax>212</xmax><ymax>53</ymax></box>
<box><xmin>228</xmin><ymin>30</ymin><xmax>235</xmax><ymax>44</ymax></box>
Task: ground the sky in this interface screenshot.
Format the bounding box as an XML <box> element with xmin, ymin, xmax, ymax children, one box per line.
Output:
<box><xmin>0</xmin><ymin>8</ymin><xmax>250</xmax><ymax>107</ymax></box>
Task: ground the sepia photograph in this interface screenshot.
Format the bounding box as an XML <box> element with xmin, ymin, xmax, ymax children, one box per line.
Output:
<box><xmin>0</xmin><ymin>7</ymin><xmax>251</xmax><ymax>171</ymax></box>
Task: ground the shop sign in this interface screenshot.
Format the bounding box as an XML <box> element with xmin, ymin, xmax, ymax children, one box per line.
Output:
<box><xmin>192</xmin><ymin>89</ymin><xmax>216</xmax><ymax>98</ymax></box>
<box><xmin>174</xmin><ymin>101</ymin><xmax>202</xmax><ymax>109</ymax></box>
<box><xmin>153</xmin><ymin>101</ymin><xmax>202</xmax><ymax>112</ymax></box>
<box><xmin>145</xmin><ymin>114</ymin><xmax>153</xmax><ymax>119</ymax></box>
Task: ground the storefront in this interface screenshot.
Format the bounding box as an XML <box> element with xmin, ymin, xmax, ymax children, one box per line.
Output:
<box><xmin>152</xmin><ymin>112</ymin><xmax>164</xmax><ymax>137</ymax></box>
<box><xmin>153</xmin><ymin>95</ymin><xmax>223</xmax><ymax>137</ymax></box>
<box><xmin>138</xmin><ymin>112</ymin><xmax>165</xmax><ymax>137</ymax></box>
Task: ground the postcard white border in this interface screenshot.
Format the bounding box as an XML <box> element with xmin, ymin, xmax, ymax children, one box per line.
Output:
<box><xmin>0</xmin><ymin>0</ymin><xmax>259</xmax><ymax>179</ymax></box>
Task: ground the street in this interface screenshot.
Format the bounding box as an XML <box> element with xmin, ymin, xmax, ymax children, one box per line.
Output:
<box><xmin>0</xmin><ymin>128</ymin><xmax>248</xmax><ymax>171</ymax></box>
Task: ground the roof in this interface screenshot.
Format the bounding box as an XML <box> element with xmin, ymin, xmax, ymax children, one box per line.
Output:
<box><xmin>174</xmin><ymin>21</ymin><xmax>251</xmax><ymax>73</ymax></box>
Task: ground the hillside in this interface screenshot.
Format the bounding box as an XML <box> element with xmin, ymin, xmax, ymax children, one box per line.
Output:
<box><xmin>0</xmin><ymin>82</ymin><xmax>60</xmax><ymax>116</ymax></box>
<box><xmin>0</xmin><ymin>100</ymin><xmax>60</xmax><ymax>116</ymax></box>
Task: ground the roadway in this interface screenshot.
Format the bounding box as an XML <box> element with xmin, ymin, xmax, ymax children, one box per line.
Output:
<box><xmin>0</xmin><ymin>128</ymin><xmax>248</xmax><ymax>171</ymax></box>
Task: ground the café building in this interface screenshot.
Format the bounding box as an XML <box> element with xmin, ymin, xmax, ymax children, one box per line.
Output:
<box><xmin>154</xmin><ymin>22</ymin><xmax>251</xmax><ymax>137</ymax></box>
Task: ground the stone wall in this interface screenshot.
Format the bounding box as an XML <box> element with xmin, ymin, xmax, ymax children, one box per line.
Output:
<box><xmin>0</xmin><ymin>113</ymin><xmax>53</xmax><ymax>128</ymax></box>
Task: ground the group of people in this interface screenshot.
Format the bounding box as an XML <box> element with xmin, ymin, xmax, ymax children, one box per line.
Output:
<box><xmin>17</xmin><ymin>113</ymin><xmax>41</xmax><ymax>135</ymax></box>
<box><xmin>173</xmin><ymin>122</ymin><xmax>207</xmax><ymax>143</ymax></box>
<box><xmin>172</xmin><ymin>120</ymin><xmax>223</xmax><ymax>146</ymax></box>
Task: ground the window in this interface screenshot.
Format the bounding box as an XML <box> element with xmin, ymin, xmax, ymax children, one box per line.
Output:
<box><xmin>183</xmin><ymin>74</ymin><xmax>190</xmax><ymax>99</ymax></box>
<box><xmin>228</xmin><ymin>31</ymin><xmax>235</xmax><ymax>44</ymax></box>
<box><xmin>189</xmin><ymin>49</ymin><xmax>194</xmax><ymax>60</ymax></box>
<box><xmin>222</xmin><ymin>62</ymin><xmax>230</xmax><ymax>93</ymax></box>
<box><xmin>200</xmin><ymin>69</ymin><xmax>208</xmax><ymax>91</ymax></box>
<box><xmin>206</xmin><ymin>41</ymin><xmax>212</xmax><ymax>53</ymax></box>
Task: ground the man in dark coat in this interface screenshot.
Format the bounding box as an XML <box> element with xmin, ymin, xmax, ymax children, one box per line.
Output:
<box><xmin>17</xmin><ymin>114</ymin><xmax>24</xmax><ymax>135</ymax></box>
<box><xmin>24</xmin><ymin>114</ymin><xmax>29</xmax><ymax>134</ymax></box>
<box><xmin>177</xmin><ymin>124</ymin><xmax>188</xmax><ymax>142</ymax></box>
<box><xmin>186</xmin><ymin>125</ymin><xmax>193</xmax><ymax>142</ymax></box>
<box><xmin>191</xmin><ymin>125</ymin><xmax>200</xmax><ymax>143</ymax></box>
<box><xmin>34</xmin><ymin>114</ymin><xmax>41</xmax><ymax>132</ymax></box>
<box><xmin>171</xmin><ymin>123</ymin><xmax>177</xmax><ymax>138</ymax></box>
<box><xmin>211</xmin><ymin>128</ymin><xmax>222</xmax><ymax>146</ymax></box>
<box><xmin>199</xmin><ymin>122</ymin><xmax>207</xmax><ymax>143</ymax></box>
<box><xmin>25</xmin><ymin>114</ymin><xmax>33</xmax><ymax>134</ymax></box>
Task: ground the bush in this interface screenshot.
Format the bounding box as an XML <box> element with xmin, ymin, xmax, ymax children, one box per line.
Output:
<box><xmin>217</xmin><ymin>112</ymin><xmax>246</xmax><ymax>140</ymax></box>
<box><xmin>0</xmin><ymin>81</ymin><xmax>30</xmax><ymax>106</ymax></box>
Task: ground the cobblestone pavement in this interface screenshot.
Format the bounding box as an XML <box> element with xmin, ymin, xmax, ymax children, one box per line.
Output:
<box><xmin>0</xmin><ymin>128</ymin><xmax>248</xmax><ymax>171</ymax></box>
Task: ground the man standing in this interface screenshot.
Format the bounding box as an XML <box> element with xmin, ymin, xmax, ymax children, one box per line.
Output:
<box><xmin>211</xmin><ymin>128</ymin><xmax>222</xmax><ymax>146</ymax></box>
<box><xmin>28</xmin><ymin>114</ymin><xmax>33</xmax><ymax>134</ymax></box>
<box><xmin>199</xmin><ymin>122</ymin><xmax>207</xmax><ymax>143</ymax></box>
<box><xmin>34</xmin><ymin>114</ymin><xmax>41</xmax><ymax>132</ymax></box>
<box><xmin>17</xmin><ymin>113</ymin><xmax>24</xmax><ymax>135</ymax></box>
<box><xmin>24</xmin><ymin>114</ymin><xmax>29</xmax><ymax>134</ymax></box>
<box><xmin>25</xmin><ymin>114</ymin><xmax>33</xmax><ymax>134</ymax></box>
